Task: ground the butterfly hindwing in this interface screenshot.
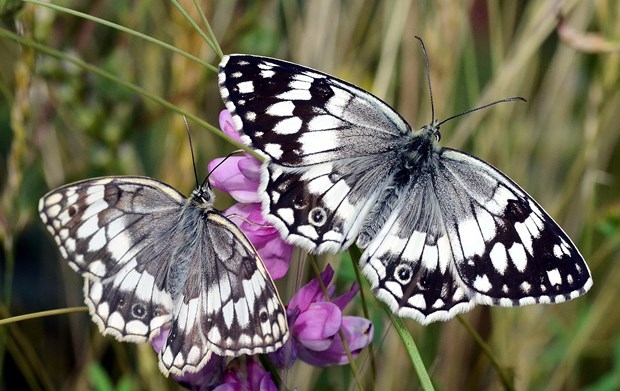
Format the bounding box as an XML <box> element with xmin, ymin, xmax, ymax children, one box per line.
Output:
<box><xmin>360</xmin><ymin>149</ymin><xmax>592</xmax><ymax>323</ymax></box>
<box><xmin>39</xmin><ymin>176</ymin><xmax>289</xmax><ymax>375</ymax></box>
<box><xmin>218</xmin><ymin>53</ymin><xmax>592</xmax><ymax>323</ymax></box>
<box><xmin>159</xmin><ymin>212</ymin><xmax>288</xmax><ymax>374</ymax></box>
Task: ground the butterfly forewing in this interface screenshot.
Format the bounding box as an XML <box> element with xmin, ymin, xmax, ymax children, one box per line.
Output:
<box><xmin>218</xmin><ymin>54</ymin><xmax>593</xmax><ymax>323</ymax></box>
<box><xmin>219</xmin><ymin>55</ymin><xmax>411</xmax><ymax>253</ymax></box>
<box><xmin>39</xmin><ymin>177</ymin><xmax>179</xmax><ymax>341</ymax></box>
<box><xmin>39</xmin><ymin>176</ymin><xmax>289</xmax><ymax>376</ymax></box>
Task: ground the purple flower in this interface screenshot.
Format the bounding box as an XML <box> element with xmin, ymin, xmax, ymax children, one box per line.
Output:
<box><xmin>273</xmin><ymin>265</ymin><xmax>374</xmax><ymax>367</ymax></box>
<box><xmin>208</xmin><ymin>110</ymin><xmax>293</xmax><ymax>279</ymax></box>
<box><xmin>213</xmin><ymin>357</ymin><xmax>278</xmax><ymax>391</ymax></box>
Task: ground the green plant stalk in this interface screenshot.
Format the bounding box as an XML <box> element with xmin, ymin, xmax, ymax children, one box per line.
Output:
<box><xmin>170</xmin><ymin>0</ymin><xmax>221</xmax><ymax>59</ymax></box>
<box><xmin>0</xmin><ymin>28</ymin><xmax>264</xmax><ymax>161</ymax></box>
<box><xmin>24</xmin><ymin>0</ymin><xmax>215</xmax><ymax>72</ymax></box>
<box><xmin>0</xmin><ymin>307</ymin><xmax>88</xmax><ymax>326</ymax></box>
<box><xmin>384</xmin><ymin>310</ymin><xmax>435</xmax><ymax>391</ymax></box>
<box><xmin>348</xmin><ymin>246</ymin><xmax>377</xmax><ymax>389</ymax></box>
<box><xmin>456</xmin><ymin>315</ymin><xmax>515</xmax><ymax>390</ymax></box>
<box><xmin>192</xmin><ymin>0</ymin><xmax>224</xmax><ymax>58</ymax></box>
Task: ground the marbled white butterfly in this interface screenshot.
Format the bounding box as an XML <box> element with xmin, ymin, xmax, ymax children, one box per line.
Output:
<box><xmin>218</xmin><ymin>54</ymin><xmax>592</xmax><ymax>324</ymax></box>
<box><xmin>39</xmin><ymin>176</ymin><xmax>289</xmax><ymax>375</ymax></box>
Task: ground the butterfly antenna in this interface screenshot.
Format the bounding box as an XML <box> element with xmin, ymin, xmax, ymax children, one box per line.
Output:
<box><xmin>202</xmin><ymin>150</ymin><xmax>244</xmax><ymax>188</ymax></box>
<box><xmin>183</xmin><ymin>116</ymin><xmax>201</xmax><ymax>189</ymax></box>
<box><xmin>415</xmin><ymin>36</ymin><xmax>435</xmax><ymax>124</ymax></box>
<box><xmin>437</xmin><ymin>96</ymin><xmax>527</xmax><ymax>127</ymax></box>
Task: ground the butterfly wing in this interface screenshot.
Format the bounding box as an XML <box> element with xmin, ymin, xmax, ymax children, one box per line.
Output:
<box><xmin>219</xmin><ymin>54</ymin><xmax>411</xmax><ymax>253</ymax></box>
<box><xmin>361</xmin><ymin>149</ymin><xmax>592</xmax><ymax>323</ymax></box>
<box><xmin>39</xmin><ymin>176</ymin><xmax>182</xmax><ymax>341</ymax></box>
<box><xmin>159</xmin><ymin>211</ymin><xmax>289</xmax><ymax>375</ymax></box>
<box><xmin>41</xmin><ymin>177</ymin><xmax>289</xmax><ymax>375</ymax></box>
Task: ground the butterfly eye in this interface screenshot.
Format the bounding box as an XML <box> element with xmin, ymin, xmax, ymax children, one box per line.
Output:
<box><xmin>394</xmin><ymin>264</ymin><xmax>413</xmax><ymax>285</ymax></box>
<box><xmin>308</xmin><ymin>207</ymin><xmax>327</xmax><ymax>227</ymax></box>
<box><xmin>132</xmin><ymin>303</ymin><xmax>147</xmax><ymax>319</ymax></box>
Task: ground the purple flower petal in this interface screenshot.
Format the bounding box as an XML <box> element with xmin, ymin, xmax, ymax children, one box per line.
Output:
<box><xmin>237</xmin><ymin>157</ymin><xmax>262</xmax><ymax>182</ymax></box>
<box><xmin>298</xmin><ymin>316</ymin><xmax>373</xmax><ymax>366</ymax></box>
<box><xmin>287</xmin><ymin>265</ymin><xmax>335</xmax><ymax>312</ymax></box>
<box><xmin>294</xmin><ymin>302</ymin><xmax>342</xmax><ymax>351</ymax></box>
<box><xmin>208</xmin><ymin>156</ymin><xmax>260</xmax><ymax>203</ymax></box>
<box><xmin>219</xmin><ymin>110</ymin><xmax>241</xmax><ymax>142</ymax></box>
<box><xmin>224</xmin><ymin>203</ymin><xmax>292</xmax><ymax>279</ymax></box>
<box><xmin>331</xmin><ymin>282</ymin><xmax>360</xmax><ymax>310</ymax></box>
<box><xmin>213</xmin><ymin>357</ymin><xmax>277</xmax><ymax>391</ymax></box>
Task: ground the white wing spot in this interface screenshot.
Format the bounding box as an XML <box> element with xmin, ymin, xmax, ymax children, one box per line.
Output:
<box><xmin>264</xmin><ymin>143</ymin><xmax>283</xmax><ymax>159</ymax></box>
<box><xmin>273</xmin><ymin>117</ymin><xmax>303</xmax><ymax>134</ymax></box>
<box><xmin>514</xmin><ymin>221</ymin><xmax>534</xmax><ymax>255</ymax></box>
<box><xmin>289</xmin><ymin>80</ymin><xmax>312</xmax><ymax>90</ymax></box>
<box><xmin>296</xmin><ymin>72</ymin><xmax>318</xmax><ymax>82</ymax></box>
<box><xmin>408</xmin><ymin>294</ymin><xmax>426</xmax><ymax>310</ymax></box>
<box><xmin>88</xmin><ymin>260</ymin><xmax>107</xmax><ymax>277</ymax></box>
<box><xmin>245</xmin><ymin>111</ymin><xmax>256</xmax><ymax>122</ymax></box>
<box><xmin>276</xmin><ymin>208</ymin><xmax>294</xmax><ymax>225</ymax></box>
<box><xmin>222</xmin><ymin>300</ymin><xmax>234</xmax><ymax>328</ymax></box>
<box><xmin>508</xmin><ymin>243</ymin><xmax>528</xmax><ymax>272</ymax></box>
<box><xmin>547</xmin><ymin>268</ymin><xmax>562</xmax><ymax>286</ymax></box>
<box><xmin>385</xmin><ymin>281</ymin><xmax>403</xmax><ymax>298</ymax></box>
<box><xmin>421</xmin><ymin>244</ymin><xmax>438</xmax><ymax>271</ymax></box>
<box><xmin>297</xmin><ymin>225</ymin><xmax>319</xmax><ymax>240</ymax></box>
<box><xmin>473</xmin><ymin>274</ymin><xmax>492</xmax><ymax>293</ymax></box>
<box><xmin>520</xmin><ymin>281</ymin><xmax>532</xmax><ymax>293</ymax></box>
<box><xmin>489</xmin><ymin>242</ymin><xmax>508</xmax><ymax>274</ymax></box>
<box><xmin>475</xmin><ymin>208</ymin><xmax>496</xmax><ymax>241</ymax></box>
<box><xmin>266</xmin><ymin>101</ymin><xmax>295</xmax><ymax>116</ymax></box>
<box><xmin>44</xmin><ymin>192</ymin><xmax>64</xmax><ymax>207</ymax></box>
<box><xmin>88</xmin><ymin>228</ymin><xmax>107</xmax><ymax>252</ymax></box>
<box><xmin>276</xmin><ymin>89</ymin><xmax>312</xmax><ymax>100</ymax></box>
<box><xmin>237</xmin><ymin>81</ymin><xmax>254</xmax><ymax>93</ymax></box>
<box><xmin>325</xmin><ymin>87</ymin><xmax>352</xmax><ymax>114</ymax></box>
<box><xmin>459</xmin><ymin>217</ymin><xmax>486</xmax><ymax>259</ymax></box>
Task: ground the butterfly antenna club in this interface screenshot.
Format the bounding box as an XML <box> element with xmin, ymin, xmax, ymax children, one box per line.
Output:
<box><xmin>438</xmin><ymin>96</ymin><xmax>527</xmax><ymax>127</ymax></box>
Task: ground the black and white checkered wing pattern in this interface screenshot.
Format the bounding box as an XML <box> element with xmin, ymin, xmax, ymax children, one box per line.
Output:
<box><xmin>158</xmin><ymin>211</ymin><xmax>288</xmax><ymax>375</ymax></box>
<box><xmin>39</xmin><ymin>176</ymin><xmax>288</xmax><ymax>376</ymax></box>
<box><xmin>360</xmin><ymin>150</ymin><xmax>592</xmax><ymax>323</ymax></box>
<box><xmin>39</xmin><ymin>177</ymin><xmax>178</xmax><ymax>342</ymax></box>
<box><xmin>219</xmin><ymin>54</ymin><xmax>409</xmax><ymax>253</ymax></box>
<box><xmin>218</xmin><ymin>54</ymin><xmax>592</xmax><ymax>324</ymax></box>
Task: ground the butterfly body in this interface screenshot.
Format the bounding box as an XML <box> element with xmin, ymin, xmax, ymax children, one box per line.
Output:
<box><xmin>218</xmin><ymin>54</ymin><xmax>592</xmax><ymax>324</ymax></box>
<box><xmin>39</xmin><ymin>176</ymin><xmax>288</xmax><ymax>375</ymax></box>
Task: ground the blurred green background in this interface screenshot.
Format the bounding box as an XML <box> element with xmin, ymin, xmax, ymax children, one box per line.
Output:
<box><xmin>1</xmin><ymin>1</ymin><xmax>619</xmax><ymax>390</ymax></box>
